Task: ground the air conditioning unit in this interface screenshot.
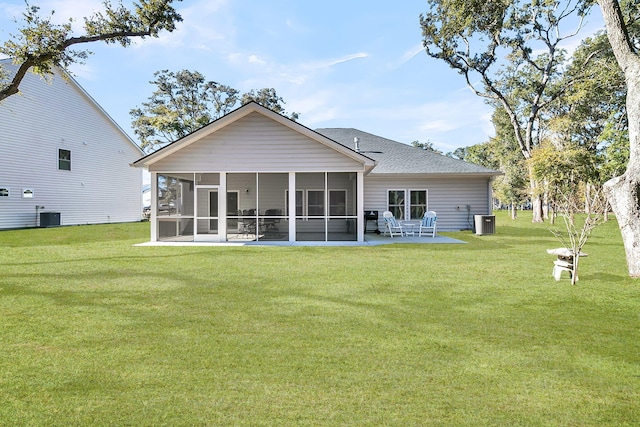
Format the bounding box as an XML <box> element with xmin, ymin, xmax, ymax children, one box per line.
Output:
<box><xmin>474</xmin><ymin>215</ymin><xmax>495</xmax><ymax>235</ymax></box>
<box><xmin>40</xmin><ymin>212</ymin><xmax>61</xmax><ymax>227</ymax></box>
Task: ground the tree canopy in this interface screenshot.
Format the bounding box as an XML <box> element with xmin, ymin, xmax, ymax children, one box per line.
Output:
<box><xmin>421</xmin><ymin>0</ymin><xmax>594</xmax><ymax>222</ymax></box>
<box><xmin>131</xmin><ymin>69</ymin><xmax>299</xmax><ymax>152</ymax></box>
<box><xmin>0</xmin><ymin>0</ymin><xmax>182</xmax><ymax>102</ymax></box>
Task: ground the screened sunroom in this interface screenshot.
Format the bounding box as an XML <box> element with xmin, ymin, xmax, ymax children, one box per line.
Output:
<box><xmin>153</xmin><ymin>171</ymin><xmax>362</xmax><ymax>243</ymax></box>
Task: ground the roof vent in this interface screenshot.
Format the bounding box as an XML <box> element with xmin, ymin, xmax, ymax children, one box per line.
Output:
<box><xmin>354</xmin><ymin>137</ymin><xmax>360</xmax><ymax>152</ymax></box>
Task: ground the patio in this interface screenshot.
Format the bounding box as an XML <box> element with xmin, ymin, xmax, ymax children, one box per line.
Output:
<box><xmin>135</xmin><ymin>233</ymin><xmax>465</xmax><ymax>247</ymax></box>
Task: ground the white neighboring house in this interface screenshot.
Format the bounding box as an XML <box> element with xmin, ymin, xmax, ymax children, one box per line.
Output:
<box><xmin>0</xmin><ymin>60</ymin><xmax>143</xmax><ymax>229</ymax></box>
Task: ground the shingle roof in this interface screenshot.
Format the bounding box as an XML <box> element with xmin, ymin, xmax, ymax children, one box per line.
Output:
<box><xmin>315</xmin><ymin>128</ymin><xmax>501</xmax><ymax>175</ymax></box>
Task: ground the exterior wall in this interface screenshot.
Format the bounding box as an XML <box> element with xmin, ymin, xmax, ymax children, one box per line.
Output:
<box><xmin>0</xmin><ymin>65</ymin><xmax>143</xmax><ymax>229</ymax></box>
<box><xmin>363</xmin><ymin>174</ymin><xmax>492</xmax><ymax>231</ymax></box>
<box><xmin>150</xmin><ymin>112</ymin><xmax>364</xmax><ymax>173</ymax></box>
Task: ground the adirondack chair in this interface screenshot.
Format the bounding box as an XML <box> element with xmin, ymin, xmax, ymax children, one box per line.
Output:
<box><xmin>418</xmin><ymin>211</ymin><xmax>437</xmax><ymax>237</ymax></box>
<box><xmin>382</xmin><ymin>211</ymin><xmax>404</xmax><ymax>237</ymax></box>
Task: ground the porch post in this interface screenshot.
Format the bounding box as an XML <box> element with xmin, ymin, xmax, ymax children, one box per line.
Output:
<box><xmin>150</xmin><ymin>171</ymin><xmax>158</xmax><ymax>242</ymax></box>
<box><xmin>220</xmin><ymin>173</ymin><xmax>227</xmax><ymax>241</ymax></box>
<box><xmin>289</xmin><ymin>172</ymin><xmax>296</xmax><ymax>242</ymax></box>
<box><xmin>357</xmin><ymin>171</ymin><xmax>364</xmax><ymax>242</ymax></box>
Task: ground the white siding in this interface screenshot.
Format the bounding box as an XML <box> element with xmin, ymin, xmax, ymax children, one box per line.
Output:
<box><xmin>150</xmin><ymin>113</ymin><xmax>363</xmax><ymax>173</ymax></box>
<box><xmin>0</xmin><ymin>65</ymin><xmax>142</xmax><ymax>229</ymax></box>
<box><xmin>364</xmin><ymin>175</ymin><xmax>492</xmax><ymax>231</ymax></box>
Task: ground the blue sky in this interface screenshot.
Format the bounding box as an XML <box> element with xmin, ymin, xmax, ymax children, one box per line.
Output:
<box><xmin>0</xmin><ymin>0</ymin><xmax>605</xmax><ymax>153</ymax></box>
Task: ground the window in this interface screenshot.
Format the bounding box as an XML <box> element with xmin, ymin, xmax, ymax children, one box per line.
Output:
<box><xmin>329</xmin><ymin>190</ymin><xmax>347</xmax><ymax>216</ymax></box>
<box><xmin>307</xmin><ymin>190</ymin><xmax>324</xmax><ymax>216</ymax></box>
<box><xmin>22</xmin><ymin>188</ymin><xmax>34</xmax><ymax>199</ymax></box>
<box><xmin>58</xmin><ymin>149</ymin><xmax>71</xmax><ymax>171</ymax></box>
<box><xmin>388</xmin><ymin>189</ymin><xmax>428</xmax><ymax>220</ymax></box>
<box><xmin>0</xmin><ymin>187</ymin><xmax>9</xmax><ymax>197</ymax></box>
<box><xmin>409</xmin><ymin>190</ymin><xmax>427</xmax><ymax>219</ymax></box>
<box><xmin>388</xmin><ymin>190</ymin><xmax>405</xmax><ymax>219</ymax></box>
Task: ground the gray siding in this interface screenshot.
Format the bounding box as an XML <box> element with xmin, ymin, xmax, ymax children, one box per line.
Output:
<box><xmin>364</xmin><ymin>175</ymin><xmax>492</xmax><ymax>231</ymax></box>
<box><xmin>150</xmin><ymin>113</ymin><xmax>364</xmax><ymax>173</ymax></box>
<box><xmin>0</xmin><ymin>64</ymin><xmax>142</xmax><ymax>229</ymax></box>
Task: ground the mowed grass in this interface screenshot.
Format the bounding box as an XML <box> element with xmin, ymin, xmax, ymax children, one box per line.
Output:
<box><xmin>0</xmin><ymin>213</ymin><xmax>638</xmax><ymax>426</ymax></box>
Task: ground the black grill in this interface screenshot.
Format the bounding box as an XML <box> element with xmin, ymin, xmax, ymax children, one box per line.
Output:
<box><xmin>364</xmin><ymin>210</ymin><xmax>380</xmax><ymax>233</ymax></box>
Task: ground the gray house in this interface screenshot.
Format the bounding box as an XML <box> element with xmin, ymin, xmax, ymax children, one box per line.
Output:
<box><xmin>133</xmin><ymin>102</ymin><xmax>500</xmax><ymax>243</ymax></box>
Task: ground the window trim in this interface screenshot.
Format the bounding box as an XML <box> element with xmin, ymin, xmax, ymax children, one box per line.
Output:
<box><xmin>58</xmin><ymin>148</ymin><xmax>71</xmax><ymax>171</ymax></box>
<box><xmin>387</xmin><ymin>188</ymin><xmax>428</xmax><ymax>220</ymax></box>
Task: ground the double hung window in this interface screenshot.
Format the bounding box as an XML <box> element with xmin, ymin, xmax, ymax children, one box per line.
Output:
<box><xmin>388</xmin><ymin>189</ymin><xmax>428</xmax><ymax>220</ymax></box>
<box><xmin>58</xmin><ymin>149</ymin><xmax>71</xmax><ymax>171</ymax></box>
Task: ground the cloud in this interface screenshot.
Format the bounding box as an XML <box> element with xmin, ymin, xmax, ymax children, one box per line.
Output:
<box><xmin>398</xmin><ymin>44</ymin><xmax>424</xmax><ymax>65</ymax></box>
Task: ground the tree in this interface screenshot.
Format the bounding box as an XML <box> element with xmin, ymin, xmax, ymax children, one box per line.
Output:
<box><xmin>550</xmin><ymin>187</ymin><xmax>608</xmax><ymax>285</ymax></box>
<box><xmin>132</xmin><ymin>70</ymin><xmax>299</xmax><ymax>152</ymax></box>
<box><xmin>488</xmin><ymin>107</ymin><xmax>529</xmax><ymax>218</ymax></box>
<box><xmin>0</xmin><ymin>0</ymin><xmax>182</xmax><ymax>103</ymax></box>
<box><xmin>240</xmin><ymin>88</ymin><xmax>299</xmax><ymax>121</ymax></box>
<box><xmin>597</xmin><ymin>0</ymin><xmax>640</xmax><ymax>277</ymax></box>
<box><xmin>529</xmin><ymin>141</ymin><xmax>596</xmax><ymax>223</ymax></box>
<box><xmin>130</xmin><ymin>69</ymin><xmax>239</xmax><ymax>151</ymax></box>
<box><xmin>412</xmin><ymin>140</ymin><xmax>443</xmax><ymax>154</ymax></box>
<box><xmin>420</xmin><ymin>0</ymin><xmax>592</xmax><ymax>222</ymax></box>
<box><xmin>549</xmin><ymin>32</ymin><xmax>626</xmax><ymax>152</ymax></box>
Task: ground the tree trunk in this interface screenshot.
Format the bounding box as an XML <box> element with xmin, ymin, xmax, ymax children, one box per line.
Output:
<box><xmin>604</xmin><ymin>175</ymin><xmax>640</xmax><ymax>277</ymax></box>
<box><xmin>529</xmin><ymin>172</ymin><xmax>544</xmax><ymax>222</ymax></box>
<box><xmin>598</xmin><ymin>0</ymin><xmax>640</xmax><ymax>277</ymax></box>
<box><xmin>532</xmin><ymin>194</ymin><xmax>544</xmax><ymax>222</ymax></box>
<box><xmin>572</xmin><ymin>254</ymin><xmax>579</xmax><ymax>285</ymax></box>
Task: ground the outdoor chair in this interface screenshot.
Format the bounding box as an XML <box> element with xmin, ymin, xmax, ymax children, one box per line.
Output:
<box><xmin>382</xmin><ymin>211</ymin><xmax>404</xmax><ymax>237</ymax></box>
<box><xmin>263</xmin><ymin>208</ymin><xmax>281</xmax><ymax>232</ymax></box>
<box><xmin>419</xmin><ymin>211</ymin><xmax>437</xmax><ymax>237</ymax></box>
<box><xmin>237</xmin><ymin>210</ymin><xmax>256</xmax><ymax>238</ymax></box>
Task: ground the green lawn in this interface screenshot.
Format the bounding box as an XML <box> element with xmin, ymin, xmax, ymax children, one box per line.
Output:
<box><xmin>1</xmin><ymin>212</ymin><xmax>638</xmax><ymax>426</ymax></box>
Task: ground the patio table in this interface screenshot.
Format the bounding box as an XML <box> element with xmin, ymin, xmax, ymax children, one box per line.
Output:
<box><xmin>401</xmin><ymin>221</ymin><xmax>417</xmax><ymax>236</ymax></box>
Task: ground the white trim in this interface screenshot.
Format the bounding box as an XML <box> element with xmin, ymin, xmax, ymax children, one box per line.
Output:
<box><xmin>151</xmin><ymin>172</ymin><xmax>158</xmax><ymax>242</ymax></box>
<box><xmin>288</xmin><ymin>173</ymin><xmax>296</xmax><ymax>242</ymax></box>
<box><xmin>357</xmin><ymin>171</ymin><xmax>364</xmax><ymax>242</ymax></box>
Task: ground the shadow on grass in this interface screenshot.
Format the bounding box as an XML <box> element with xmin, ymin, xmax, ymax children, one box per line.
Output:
<box><xmin>0</xmin><ymin>222</ymin><xmax>150</xmax><ymax>248</ymax></box>
<box><xmin>586</xmin><ymin>272</ymin><xmax>629</xmax><ymax>283</ymax></box>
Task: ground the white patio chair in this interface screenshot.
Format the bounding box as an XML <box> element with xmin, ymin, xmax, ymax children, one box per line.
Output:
<box><xmin>418</xmin><ymin>211</ymin><xmax>437</xmax><ymax>237</ymax></box>
<box><xmin>382</xmin><ymin>211</ymin><xmax>404</xmax><ymax>237</ymax></box>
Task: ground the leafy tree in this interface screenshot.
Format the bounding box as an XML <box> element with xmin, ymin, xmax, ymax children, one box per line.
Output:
<box><xmin>598</xmin><ymin>120</ymin><xmax>630</xmax><ymax>181</ymax></box>
<box><xmin>528</xmin><ymin>141</ymin><xmax>596</xmax><ymax>222</ymax></box>
<box><xmin>132</xmin><ymin>70</ymin><xmax>298</xmax><ymax>152</ymax></box>
<box><xmin>0</xmin><ymin>0</ymin><xmax>182</xmax><ymax>102</ymax></box>
<box><xmin>488</xmin><ymin>106</ymin><xmax>528</xmax><ymax>218</ymax></box>
<box><xmin>420</xmin><ymin>0</ymin><xmax>593</xmax><ymax>222</ymax></box>
<box><xmin>549</xmin><ymin>32</ymin><xmax>626</xmax><ymax>152</ymax></box>
<box><xmin>240</xmin><ymin>88</ymin><xmax>299</xmax><ymax>121</ymax></box>
<box><xmin>597</xmin><ymin>0</ymin><xmax>640</xmax><ymax>277</ymax></box>
<box><xmin>411</xmin><ymin>140</ymin><xmax>443</xmax><ymax>154</ymax></box>
<box><xmin>130</xmin><ymin>69</ymin><xmax>239</xmax><ymax>151</ymax></box>
<box><xmin>447</xmin><ymin>146</ymin><xmax>468</xmax><ymax>160</ymax></box>
<box><xmin>460</xmin><ymin>142</ymin><xmax>499</xmax><ymax>170</ymax></box>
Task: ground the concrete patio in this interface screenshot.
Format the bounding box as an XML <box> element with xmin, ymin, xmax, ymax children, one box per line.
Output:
<box><xmin>135</xmin><ymin>233</ymin><xmax>466</xmax><ymax>247</ymax></box>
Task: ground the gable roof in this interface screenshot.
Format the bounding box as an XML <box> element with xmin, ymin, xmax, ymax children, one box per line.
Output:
<box><xmin>316</xmin><ymin>128</ymin><xmax>502</xmax><ymax>176</ymax></box>
<box><xmin>133</xmin><ymin>102</ymin><xmax>376</xmax><ymax>171</ymax></box>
